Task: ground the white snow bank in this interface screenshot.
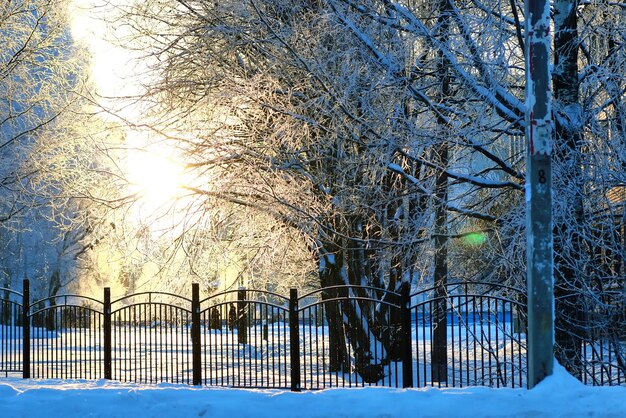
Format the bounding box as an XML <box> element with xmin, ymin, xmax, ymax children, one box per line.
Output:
<box><xmin>1</xmin><ymin>362</ymin><xmax>624</xmax><ymax>418</ymax></box>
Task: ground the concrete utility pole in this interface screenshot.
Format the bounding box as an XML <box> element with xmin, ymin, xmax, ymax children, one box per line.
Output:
<box><xmin>525</xmin><ymin>0</ymin><xmax>554</xmax><ymax>388</ymax></box>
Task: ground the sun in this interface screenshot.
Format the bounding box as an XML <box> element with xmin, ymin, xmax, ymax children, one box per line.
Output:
<box><xmin>126</xmin><ymin>147</ymin><xmax>186</xmax><ymax>214</ymax></box>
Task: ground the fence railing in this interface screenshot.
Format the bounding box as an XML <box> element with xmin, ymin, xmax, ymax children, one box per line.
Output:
<box><xmin>411</xmin><ymin>282</ymin><xmax>527</xmax><ymax>388</ymax></box>
<box><xmin>0</xmin><ymin>284</ymin><xmax>23</xmax><ymax>376</ymax></box>
<box><xmin>2</xmin><ymin>279</ymin><xmax>620</xmax><ymax>389</ymax></box>
<box><xmin>558</xmin><ymin>289</ymin><xmax>626</xmax><ymax>386</ymax></box>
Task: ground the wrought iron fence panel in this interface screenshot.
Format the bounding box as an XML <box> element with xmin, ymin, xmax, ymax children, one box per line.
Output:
<box><xmin>3</xmin><ymin>279</ymin><xmax>626</xmax><ymax>389</ymax></box>
<box><xmin>110</xmin><ymin>292</ymin><xmax>193</xmax><ymax>384</ymax></box>
<box><xmin>200</xmin><ymin>289</ymin><xmax>291</xmax><ymax>389</ymax></box>
<box><xmin>578</xmin><ymin>291</ymin><xmax>626</xmax><ymax>386</ymax></box>
<box><xmin>297</xmin><ymin>286</ymin><xmax>405</xmax><ymax>389</ymax></box>
<box><xmin>28</xmin><ymin>295</ymin><xmax>104</xmax><ymax>380</ymax></box>
<box><xmin>410</xmin><ymin>282</ymin><xmax>528</xmax><ymax>389</ymax></box>
<box><xmin>0</xmin><ymin>287</ymin><xmax>23</xmax><ymax>376</ymax></box>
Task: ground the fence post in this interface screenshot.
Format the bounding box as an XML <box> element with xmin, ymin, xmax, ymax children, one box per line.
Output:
<box><xmin>400</xmin><ymin>283</ymin><xmax>413</xmax><ymax>388</ymax></box>
<box><xmin>22</xmin><ymin>279</ymin><xmax>30</xmax><ymax>379</ymax></box>
<box><xmin>237</xmin><ymin>288</ymin><xmax>247</xmax><ymax>345</ymax></box>
<box><xmin>289</xmin><ymin>289</ymin><xmax>301</xmax><ymax>392</ymax></box>
<box><xmin>103</xmin><ymin>287</ymin><xmax>112</xmax><ymax>380</ymax></box>
<box><xmin>191</xmin><ymin>283</ymin><xmax>202</xmax><ymax>386</ymax></box>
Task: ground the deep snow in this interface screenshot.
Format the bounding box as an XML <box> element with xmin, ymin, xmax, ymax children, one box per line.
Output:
<box><xmin>1</xmin><ymin>362</ymin><xmax>624</xmax><ymax>418</ymax></box>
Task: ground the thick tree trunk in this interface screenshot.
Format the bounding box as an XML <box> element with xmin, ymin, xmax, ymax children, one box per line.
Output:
<box><xmin>319</xmin><ymin>249</ymin><xmax>349</xmax><ymax>372</ymax></box>
<box><xmin>382</xmin><ymin>254</ymin><xmax>403</xmax><ymax>361</ymax></box>
<box><xmin>46</xmin><ymin>269</ymin><xmax>62</xmax><ymax>332</ymax></box>
<box><xmin>342</xmin><ymin>293</ymin><xmax>388</xmax><ymax>383</ymax></box>
<box><xmin>553</xmin><ymin>0</ymin><xmax>584</xmax><ymax>379</ymax></box>
<box><xmin>432</xmin><ymin>141</ymin><xmax>449</xmax><ymax>383</ymax></box>
<box><xmin>319</xmin><ymin>238</ymin><xmax>389</xmax><ymax>382</ymax></box>
<box><xmin>431</xmin><ymin>0</ymin><xmax>452</xmax><ymax>383</ymax></box>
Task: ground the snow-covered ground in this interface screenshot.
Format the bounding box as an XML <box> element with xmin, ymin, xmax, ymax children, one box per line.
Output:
<box><xmin>1</xmin><ymin>361</ymin><xmax>624</xmax><ymax>418</ymax></box>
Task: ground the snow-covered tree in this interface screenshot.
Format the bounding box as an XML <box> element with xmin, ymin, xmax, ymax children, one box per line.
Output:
<box><xmin>108</xmin><ymin>0</ymin><xmax>626</xmax><ymax>382</ymax></box>
<box><xmin>0</xmin><ymin>0</ymin><xmax>120</xmax><ymax>311</ymax></box>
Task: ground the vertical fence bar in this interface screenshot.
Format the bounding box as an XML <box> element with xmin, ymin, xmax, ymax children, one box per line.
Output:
<box><xmin>191</xmin><ymin>283</ymin><xmax>202</xmax><ymax>386</ymax></box>
<box><xmin>103</xmin><ymin>287</ymin><xmax>112</xmax><ymax>380</ymax></box>
<box><xmin>400</xmin><ymin>283</ymin><xmax>413</xmax><ymax>388</ymax></box>
<box><xmin>237</xmin><ymin>288</ymin><xmax>247</xmax><ymax>345</ymax></box>
<box><xmin>432</xmin><ymin>289</ymin><xmax>448</xmax><ymax>383</ymax></box>
<box><xmin>289</xmin><ymin>289</ymin><xmax>301</xmax><ymax>392</ymax></box>
<box><xmin>22</xmin><ymin>279</ymin><xmax>30</xmax><ymax>379</ymax></box>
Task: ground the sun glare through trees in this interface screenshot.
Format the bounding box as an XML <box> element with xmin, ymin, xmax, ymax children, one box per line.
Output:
<box><xmin>126</xmin><ymin>144</ymin><xmax>189</xmax><ymax>218</ymax></box>
<box><xmin>70</xmin><ymin>0</ymin><xmax>195</xmax><ymax>227</ymax></box>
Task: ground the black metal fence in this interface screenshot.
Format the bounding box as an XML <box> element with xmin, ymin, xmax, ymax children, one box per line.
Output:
<box><xmin>0</xmin><ymin>286</ymin><xmax>23</xmax><ymax>377</ymax></box>
<box><xmin>411</xmin><ymin>282</ymin><xmax>527</xmax><ymax>388</ymax></box>
<box><xmin>1</xmin><ymin>279</ymin><xmax>620</xmax><ymax>389</ymax></box>
<box><xmin>568</xmin><ymin>290</ymin><xmax>626</xmax><ymax>386</ymax></box>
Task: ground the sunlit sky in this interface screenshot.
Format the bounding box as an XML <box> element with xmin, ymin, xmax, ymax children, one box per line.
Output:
<box><xmin>70</xmin><ymin>0</ymin><xmax>190</xmax><ymax>221</ymax></box>
<box><xmin>70</xmin><ymin>0</ymin><xmax>137</xmax><ymax>98</ymax></box>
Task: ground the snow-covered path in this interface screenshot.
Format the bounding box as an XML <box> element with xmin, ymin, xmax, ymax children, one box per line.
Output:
<box><xmin>1</xmin><ymin>362</ymin><xmax>624</xmax><ymax>417</ymax></box>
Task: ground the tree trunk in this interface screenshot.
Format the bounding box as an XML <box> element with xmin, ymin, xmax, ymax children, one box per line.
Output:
<box><xmin>319</xmin><ymin>248</ymin><xmax>349</xmax><ymax>372</ymax></box>
<box><xmin>381</xmin><ymin>254</ymin><xmax>403</xmax><ymax>361</ymax></box>
<box><xmin>46</xmin><ymin>269</ymin><xmax>62</xmax><ymax>332</ymax></box>
<box><xmin>1</xmin><ymin>288</ymin><xmax>10</xmax><ymax>326</ymax></box>
<box><xmin>319</xmin><ymin>239</ymin><xmax>389</xmax><ymax>382</ymax></box>
<box><xmin>553</xmin><ymin>0</ymin><xmax>584</xmax><ymax>379</ymax></box>
<box><xmin>432</xmin><ymin>141</ymin><xmax>449</xmax><ymax>383</ymax></box>
<box><xmin>342</xmin><ymin>292</ymin><xmax>387</xmax><ymax>383</ymax></box>
<box><xmin>431</xmin><ymin>0</ymin><xmax>452</xmax><ymax>383</ymax></box>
